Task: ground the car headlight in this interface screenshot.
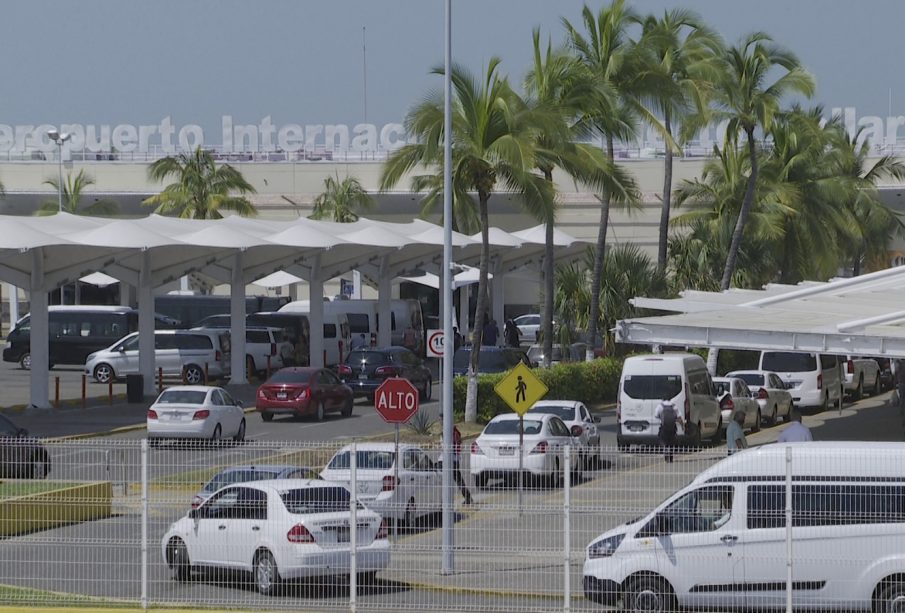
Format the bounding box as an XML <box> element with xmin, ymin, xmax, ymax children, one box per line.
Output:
<box><xmin>588</xmin><ymin>533</ymin><xmax>625</xmax><ymax>559</ymax></box>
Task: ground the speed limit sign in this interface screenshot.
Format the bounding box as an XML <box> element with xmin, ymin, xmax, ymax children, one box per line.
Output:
<box><xmin>427</xmin><ymin>329</ymin><xmax>445</xmax><ymax>358</ymax></box>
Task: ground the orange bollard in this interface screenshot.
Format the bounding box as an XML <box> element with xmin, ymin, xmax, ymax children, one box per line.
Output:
<box><xmin>108</xmin><ymin>380</ymin><xmax>113</xmax><ymax>405</ymax></box>
<box><xmin>158</xmin><ymin>367</ymin><xmax>163</xmax><ymax>394</ymax></box>
<box><xmin>54</xmin><ymin>377</ymin><xmax>60</xmax><ymax>409</ymax></box>
<box><xmin>81</xmin><ymin>374</ymin><xmax>86</xmax><ymax>409</ymax></box>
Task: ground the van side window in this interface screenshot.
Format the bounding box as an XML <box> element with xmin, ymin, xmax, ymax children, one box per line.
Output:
<box><xmin>821</xmin><ymin>354</ymin><xmax>838</xmax><ymax>369</ymax></box>
<box><xmin>346</xmin><ymin>314</ymin><xmax>370</xmax><ymax>335</ymax></box>
<box><xmin>748</xmin><ymin>485</ymin><xmax>905</xmax><ymax>529</ymax></box>
<box><xmin>323</xmin><ymin>324</ymin><xmax>336</xmax><ymax>339</ymax></box>
<box><xmin>658</xmin><ymin>485</ymin><xmax>734</xmax><ymax>533</ymax></box>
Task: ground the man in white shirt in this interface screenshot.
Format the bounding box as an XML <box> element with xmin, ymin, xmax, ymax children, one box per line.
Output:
<box><xmin>777</xmin><ymin>411</ymin><xmax>813</xmax><ymax>443</ymax></box>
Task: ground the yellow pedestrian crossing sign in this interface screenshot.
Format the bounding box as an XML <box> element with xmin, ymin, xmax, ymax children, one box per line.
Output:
<box><xmin>494</xmin><ymin>362</ymin><xmax>548</xmax><ymax>415</ymax></box>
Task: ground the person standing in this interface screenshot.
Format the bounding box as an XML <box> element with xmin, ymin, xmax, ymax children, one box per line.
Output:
<box><xmin>654</xmin><ymin>398</ymin><xmax>682</xmax><ymax>463</ymax></box>
<box><xmin>278</xmin><ymin>333</ymin><xmax>296</xmax><ymax>367</ymax></box>
<box><xmin>777</xmin><ymin>410</ymin><xmax>813</xmax><ymax>442</ymax></box>
<box><xmin>452</xmin><ymin>425</ymin><xmax>473</xmax><ymax>505</ymax></box>
<box><xmin>504</xmin><ymin>319</ymin><xmax>520</xmax><ymax>348</ymax></box>
<box><xmin>483</xmin><ymin>318</ymin><xmax>499</xmax><ymax>346</ymax></box>
<box><xmin>726</xmin><ymin>410</ymin><xmax>749</xmax><ymax>455</ymax></box>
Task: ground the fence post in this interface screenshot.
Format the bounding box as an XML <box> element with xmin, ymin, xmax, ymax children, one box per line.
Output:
<box><xmin>350</xmin><ymin>441</ymin><xmax>358</xmax><ymax>613</ymax></box>
<box><xmin>563</xmin><ymin>445</ymin><xmax>571</xmax><ymax>612</ymax></box>
<box><xmin>141</xmin><ymin>438</ymin><xmax>149</xmax><ymax>610</ymax></box>
<box><xmin>785</xmin><ymin>445</ymin><xmax>793</xmax><ymax>613</ymax></box>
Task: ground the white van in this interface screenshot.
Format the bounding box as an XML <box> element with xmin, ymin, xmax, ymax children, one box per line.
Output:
<box><xmin>616</xmin><ymin>354</ymin><xmax>721</xmax><ymax>449</ymax></box>
<box><xmin>273</xmin><ymin>301</ymin><xmax>351</xmax><ymax>366</ymax></box>
<box><xmin>758</xmin><ymin>351</ymin><xmax>843</xmax><ymax>411</ymax></box>
<box><xmin>583</xmin><ymin>442</ymin><xmax>905</xmax><ymax>611</ymax></box>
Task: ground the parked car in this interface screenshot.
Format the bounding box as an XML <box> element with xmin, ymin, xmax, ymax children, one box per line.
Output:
<box><xmin>192</xmin><ymin>325</ymin><xmax>283</xmax><ymax>377</ymax></box>
<box><xmin>470</xmin><ymin>413</ymin><xmax>580</xmax><ymax>488</ymax></box>
<box><xmin>759</xmin><ymin>351</ymin><xmax>843</xmax><ymax>412</ymax></box>
<box><xmin>0</xmin><ymin>413</ymin><xmax>50</xmax><ymax>479</ymax></box>
<box><xmin>191</xmin><ymin>464</ymin><xmax>320</xmax><ymax>509</ymax></box>
<box><xmin>337</xmin><ymin>347</ymin><xmax>432</xmax><ymax>402</ymax></box>
<box><xmin>527</xmin><ymin>400</ymin><xmax>600</xmax><ymax>468</ymax></box>
<box><xmin>451</xmin><ymin>346</ymin><xmax>531</xmax><ymax>377</ymax></box>
<box><xmin>256</xmin><ymin>367</ymin><xmax>354</xmax><ymax>422</ymax></box>
<box><xmin>162</xmin><ymin>480</ymin><xmax>390</xmax><ymax>595</ymax></box>
<box><xmin>513</xmin><ymin>313</ymin><xmax>542</xmax><ymax>345</ymax></box>
<box><xmin>147</xmin><ymin>385</ymin><xmax>246</xmax><ymax>443</ymax></box>
<box><xmin>726</xmin><ymin>370</ymin><xmax>794</xmax><ymax>425</ymax></box>
<box><xmin>877</xmin><ymin>357</ymin><xmax>895</xmax><ymax>391</ymax></box>
<box><xmin>526</xmin><ymin>343</ymin><xmax>586</xmax><ymax>367</ymax></box>
<box><xmin>320</xmin><ymin>443</ymin><xmax>441</xmax><ymax>525</ymax></box>
<box><xmin>842</xmin><ymin>356</ymin><xmax>882</xmax><ymax>400</ymax></box>
<box><xmin>85</xmin><ymin>329</ymin><xmax>231</xmax><ymax>384</ymax></box>
<box><xmin>712</xmin><ymin>376</ymin><xmax>761</xmax><ymax>433</ymax></box>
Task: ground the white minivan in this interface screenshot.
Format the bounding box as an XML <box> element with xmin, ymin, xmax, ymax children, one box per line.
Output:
<box><xmin>616</xmin><ymin>354</ymin><xmax>721</xmax><ymax>450</ymax></box>
<box><xmin>583</xmin><ymin>442</ymin><xmax>905</xmax><ymax>612</ymax></box>
<box><xmin>758</xmin><ymin>351</ymin><xmax>844</xmax><ymax>411</ymax></box>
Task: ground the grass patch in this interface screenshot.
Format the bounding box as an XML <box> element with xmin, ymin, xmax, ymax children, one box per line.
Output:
<box><xmin>0</xmin><ymin>481</ymin><xmax>76</xmax><ymax>499</ymax></box>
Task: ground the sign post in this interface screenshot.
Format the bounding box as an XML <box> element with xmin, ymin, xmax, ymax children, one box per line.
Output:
<box><xmin>494</xmin><ymin>363</ymin><xmax>549</xmax><ymax>514</ymax></box>
<box><xmin>374</xmin><ymin>377</ymin><xmax>420</xmax><ymax>539</ymax></box>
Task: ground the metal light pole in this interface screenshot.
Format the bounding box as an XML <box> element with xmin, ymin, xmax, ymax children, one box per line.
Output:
<box><xmin>441</xmin><ymin>0</ymin><xmax>455</xmax><ymax>575</ymax></box>
<box><xmin>47</xmin><ymin>129</ymin><xmax>71</xmax><ymax>213</ymax></box>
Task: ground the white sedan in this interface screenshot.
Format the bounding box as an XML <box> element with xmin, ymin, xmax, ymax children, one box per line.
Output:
<box><xmin>162</xmin><ymin>479</ymin><xmax>389</xmax><ymax>595</ymax></box>
<box><xmin>147</xmin><ymin>385</ymin><xmax>246</xmax><ymax>443</ymax></box>
<box><xmin>712</xmin><ymin>376</ymin><xmax>761</xmax><ymax>433</ymax></box>
<box><xmin>320</xmin><ymin>443</ymin><xmax>440</xmax><ymax>526</ymax></box>
<box><xmin>470</xmin><ymin>413</ymin><xmax>580</xmax><ymax>488</ymax></box>
<box><xmin>727</xmin><ymin>369</ymin><xmax>794</xmax><ymax>425</ymax></box>
<box><xmin>527</xmin><ymin>400</ymin><xmax>600</xmax><ymax>467</ymax></box>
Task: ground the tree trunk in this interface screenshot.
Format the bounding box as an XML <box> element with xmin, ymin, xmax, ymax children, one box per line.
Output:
<box><xmin>657</xmin><ymin>114</ymin><xmax>674</xmax><ymax>273</ymax></box>
<box><xmin>464</xmin><ymin>191</ymin><xmax>491</xmax><ymax>423</ymax></box>
<box><xmin>543</xmin><ymin>170</ymin><xmax>555</xmax><ymax>368</ymax></box>
<box><xmin>852</xmin><ymin>243</ymin><xmax>864</xmax><ymax>277</ymax></box>
<box><xmin>586</xmin><ymin>136</ymin><xmax>614</xmax><ymax>361</ymax></box>
<box><xmin>720</xmin><ymin>128</ymin><xmax>759</xmax><ymax>291</ymax></box>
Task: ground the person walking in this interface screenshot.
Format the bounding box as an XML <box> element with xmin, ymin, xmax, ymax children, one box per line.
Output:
<box><xmin>504</xmin><ymin>319</ymin><xmax>520</xmax><ymax>348</ymax></box>
<box><xmin>777</xmin><ymin>410</ymin><xmax>813</xmax><ymax>442</ymax></box>
<box><xmin>452</xmin><ymin>425</ymin><xmax>473</xmax><ymax>505</ymax></box>
<box><xmin>654</xmin><ymin>398</ymin><xmax>682</xmax><ymax>463</ymax></box>
<box><xmin>726</xmin><ymin>409</ymin><xmax>749</xmax><ymax>455</ymax></box>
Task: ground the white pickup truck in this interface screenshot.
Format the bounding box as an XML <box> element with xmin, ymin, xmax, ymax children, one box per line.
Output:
<box><xmin>843</xmin><ymin>356</ymin><xmax>881</xmax><ymax>400</ymax></box>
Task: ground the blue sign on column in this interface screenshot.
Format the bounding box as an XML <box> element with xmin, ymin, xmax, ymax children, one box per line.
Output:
<box><xmin>340</xmin><ymin>278</ymin><xmax>353</xmax><ymax>297</ymax></box>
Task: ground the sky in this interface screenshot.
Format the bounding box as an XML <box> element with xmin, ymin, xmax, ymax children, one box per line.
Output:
<box><xmin>2</xmin><ymin>0</ymin><xmax>902</xmax><ymax>143</ymax></box>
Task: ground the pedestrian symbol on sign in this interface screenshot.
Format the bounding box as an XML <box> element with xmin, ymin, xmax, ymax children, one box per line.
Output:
<box><xmin>515</xmin><ymin>376</ymin><xmax>527</xmax><ymax>403</ymax></box>
<box><xmin>493</xmin><ymin>362</ymin><xmax>549</xmax><ymax>416</ymax></box>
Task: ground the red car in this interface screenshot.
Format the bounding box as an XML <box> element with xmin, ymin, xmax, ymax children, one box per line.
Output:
<box><xmin>256</xmin><ymin>367</ymin><xmax>354</xmax><ymax>422</ymax></box>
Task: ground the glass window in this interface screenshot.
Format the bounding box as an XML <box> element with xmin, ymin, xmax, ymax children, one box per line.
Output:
<box><xmin>236</xmin><ymin>487</ymin><xmax>268</xmax><ymax>520</ymax></box>
<box><xmin>623</xmin><ymin>375</ymin><xmax>683</xmax><ymax>400</ymax></box>
<box><xmin>658</xmin><ymin>485</ymin><xmax>734</xmax><ymax>534</ymax></box>
<box><xmin>328</xmin><ymin>450</ymin><xmax>395</xmax><ymax>470</ymax></box>
<box><xmin>323</xmin><ymin>324</ymin><xmax>336</xmax><ymax>339</ymax></box>
<box><xmin>821</xmin><ymin>354</ymin><xmax>838</xmax><ymax>368</ymax></box>
<box><xmin>761</xmin><ymin>352</ymin><xmax>817</xmax><ymax>373</ymax></box>
<box><xmin>246</xmin><ymin>330</ymin><xmax>270</xmax><ymax>344</ymax></box>
<box><xmin>528</xmin><ymin>405</ymin><xmax>574</xmax><ymax>421</ymax></box>
<box><xmin>281</xmin><ymin>486</ymin><xmax>351</xmax><ymax>514</ymax></box>
<box><xmin>748</xmin><ymin>484</ymin><xmax>905</xmax><ymax>528</ymax></box>
<box><xmin>155</xmin><ymin>334</ymin><xmax>177</xmax><ymax>350</ymax></box>
<box><xmin>221</xmin><ymin>390</ymin><xmax>235</xmax><ymax>406</ymax></box>
<box><xmin>714</xmin><ymin>380</ymin><xmax>732</xmax><ymax>397</ymax></box>
<box><xmin>345</xmin><ymin>351</ymin><xmax>391</xmax><ymax>366</ymax></box>
<box><xmin>156</xmin><ymin>389</ymin><xmax>208</xmax><ymax>405</ymax></box>
<box><xmin>268</xmin><ymin>369</ymin><xmax>312</xmax><ymax>384</ymax></box>
<box><xmin>120</xmin><ymin>335</ymin><xmax>139</xmax><ymax>351</ymax></box>
<box><xmin>733</xmin><ymin>373</ymin><xmax>764</xmax><ymax>387</ymax></box>
<box><xmin>200</xmin><ymin>487</ymin><xmax>240</xmax><ymax>519</ymax></box>
<box><xmin>203</xmin><ymin>469</ymin><xmax>282</xmax><ymax>492</ymax></box>
<box><xmin>346</xmin><ymin>313</ymin><xmax>370</xmax><ymax>335</ymax></box>
<box><xmin>210</xmin><ymin>390</ymin><xmax>224</xmax><ymax>406</ymax></box>
<box><xmin>689</xmin><ymin>372</ymin><xmax>710</xmax><ymax>395</ymax></box>
<box><xmin>483</xmin><ymin>419</ymin><xmax>543</xmax><ymax>436</ymax></box>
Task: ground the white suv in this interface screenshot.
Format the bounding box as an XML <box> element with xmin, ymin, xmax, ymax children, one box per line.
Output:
<box><xmin>85</xmin><ymin>329</ymin><xmax>231</xmax><ymax>384</ymax></box>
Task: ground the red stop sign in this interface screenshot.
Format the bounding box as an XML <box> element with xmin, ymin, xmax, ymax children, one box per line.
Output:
<box><xmin>374</xmin><ymin>378</ymin><xmax>420</xmax><ymax>424</ymax></box>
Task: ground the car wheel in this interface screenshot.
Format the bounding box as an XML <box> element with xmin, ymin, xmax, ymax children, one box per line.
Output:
<box><xmin>28</xmin><ymin>454</ymin><xmax>49</xmax><ymax>479</ymax></box>
<box><xmin>770</xmin><ymin>405</ymin><xmax>778</xmax><ymax>426</ymax></box>
<box><xmin>357</xmin><ymin>571</ymin><xmax>378</xmax><ymax>587</ymax></box>
<box><xmin>837</xmin><ymin>386</ymin><xmax>845</xmax><ymax>410</ymax></box>
<box><xmin>624</xmin><ymin>575</ymin><xmax>676</xmax><ymax>613</ymax></box>
<box><xmin>874</xmin><ymin>376</ymin><xmax>882</xmax><ymax>397</ymax></box>
<box><xmin>710</xmin><ymin>418</ymin><xmax>723</xmax><ymax>445</ymax></box>
<box><xmin>168</xmin><ymin>538</ymin><xmax>192</xmax><ymax>582</ymax></box>
<box><xmin>404</xmin><ymin>498</ymin><xmax>417</xmax><ymax>528</ymax></box>
<box><xmin>184</xmin><ymin>364</ymin><xmax>204</xmax><ymax>385</ymax></box>
<box><xmin>246</xmin><ymin>355</ymin><xmax>256</xmax><ymax>379</ymax></box>
<box><xmin>685</xmin><ymin>421</ymin><xmax>702</xmax><ymax>448</ymax></box>
<box><xmin>93</xmin><ymin>363</ymin><xmax>114</xmax><ymax>384</ymax></box>
<box><xmin>260</xmin><ymin>411</ymin><xmax>273</xmax><ymax>422</ymax></box>
<box><xmin>822</xmin><ymin>393</ymin><xmax>829</xmax><ymax>413</ymax></box>
<box><xmin>253</xmin><ymin>549</ymin><xmax>280</xmax><ymax>596</ymax></box>
<box><xmin>233</xmin><ymin>419</ymin><xmax>246</xmax><ymax>442</ymax></box>
<box><xmin>474</xmin><ymin>473</ymin><xmax>489</xmax><ymax>489</ymax></box>
<box><xmin>341</xmin><ymin>397</ymin><xmax>353</xmax><ymax>417</ymax></box>
<box><xmin>210</xmin><ymin>424</ymin><xmax>222</xmax><ymax>443</ymax></box>
<box><xmin>315</xmin><ymin>401</ymin><xmax>325</xmax><ymax>421</ymax></box>
<box><xmin>753</xmin><ymin>410</ymin><xmax>761</xmax><ymax>433</ymax></box>
<box><xmin>19</xmin><ymin>353</ymin><xmax>31</xmax><ymax>370</ymax></box>
<box><xmin>854</xmin><ymin>376</ymin><xmax>864</xmax><ymax>401</ymax></box>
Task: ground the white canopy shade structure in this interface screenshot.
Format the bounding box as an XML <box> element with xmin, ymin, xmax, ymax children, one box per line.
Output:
<box><xmin>399</xmin><ymin>265</ymin><xmax>491</xmax><ymax>290</ymax></box>
<box><xmin>79</xmin><ymin>272</ymin><xmax>120</xmax><ymax>287</ymax></box>
<box><xmin>0</xmin><ymin>213</ymin><xmax>584</xmax><ymax>408</ymax></box>
<box><xmin>617</xmin><ymin>265</ymin><xmax>905</xmax><ymax>358</ymax></box>
<box><xmin>251</xmin><ymin>270</ymin><xmax>304</xmax><ymax>288</ymax></box>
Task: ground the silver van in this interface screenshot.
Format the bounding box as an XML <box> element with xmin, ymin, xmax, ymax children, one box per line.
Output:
<box><xmin>84</xmin><ymin>329</ymin><xmax>231</xmax><ymax>384</ymax></box>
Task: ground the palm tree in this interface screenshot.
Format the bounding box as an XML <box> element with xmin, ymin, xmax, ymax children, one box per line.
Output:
<box><xmin>634</xmin><ymin>9</ymin><xmax>723</xmax><ymax>272</ymax></box>
<box><xmin>380</xmin><ymin>59</ymin><xmax>550</xmax><ymax>422</ymax></box>
<box><xmin>310</xmin><ymin>172</ymin><xmax>373</xmax><ymax>222</ymax></box>
<box><xmin>37</xmin><ymin>169</ymin><xmax>119</xmax><ymax>216</ymax></box>
<box><xmin>144</xmin><ymin>147</ymin><xmax>257</xmax><ymax>219</ymax></box>
<box><xmin>706</xmin><ymin>32</ymin><xmax>815</xmax><ymax>290</ymax></box>
<box><xmin>562</xmin><ymin>0</ymin><xmax>645</xmax><ymax>360</ymax></box>
<box><xmin>524</xmin><ymin>28</ymin><xmax>637</xmax><ymax>366</ymax></box>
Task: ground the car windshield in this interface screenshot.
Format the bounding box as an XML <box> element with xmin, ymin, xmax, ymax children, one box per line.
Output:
<box><xmin>483</xmin><ymin>419</ymin><xmax>543</xmax><ymax>436</ymax></box>
<box><xmin>328</xmin><ymin>450</ymin><xmax>395</xmax><ymax>470</ymax></box>
<box><xmin>622</xmin><ymin>375</ymin><xmax>683</xmax><ymax>400</ymax></box>
<box><xmin>203</xmin><ymin>469</ymin><xmax>281</xmax><ymax>492</ymax></box>
<box><xmin>528</xmin><ymin>405</ymin><xmax>573</xmax><ymax>420</ymax></box>
<box><xmin>762</xmin><ymin>352</ymin><xmax>817</xmax><ymax>373</ymax></box>
<box><xmin>280</xmin><ymin>487</ymin><xmax>350</xmax><ymax>514</ymax></box>
<box><xmin>156</xmin><ymin>390</ymin><xmax>207</xmax><ymax>405</ymax></box>
<box><xmin>267</xmin><ymin>369</ymin><xmax>312</xmax><ymax>384</ymax></box>
<box><xmin>345</xmin><ymin>351</ymin><xmax>390</xmax><ymax>365</ymax></box>
<box><xmin>733</xmin><ymin>373</ymin><xmax>764</xmax><ymax>387</ymax></box>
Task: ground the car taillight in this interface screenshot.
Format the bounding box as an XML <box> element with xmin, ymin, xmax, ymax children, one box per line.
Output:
<box><xmin>376</xmin><ymin>519</ymin><xmax>388</xmax><ymax>539</ymax></box>
<box><xmin>721</xmin><ymin>397</ymin><xmax>734</xmax><ymax>411</ymax></box>
<box><xmin>337</xmin><ymin>364</ymin><xmax>353</xmax><ymax>376</ymax></box>
<box><xmin>375</xmin><ymin>366</ymin><xmax>399</xmax><ymax>377</ymax></box>
<box><xmin>847</xmin><ymin>359</ymin><xmax>854</xmax><ymax>374</ymax></box>
<box><xmin>530</xmin><ymin>441</ymin><xmax>548</xmax><ymax>454</ymax></box>
<box><xmin>191</xmin><ymin>495</ymin><xmax>203</xmax><ymax>509</ymax></box>
<box><xmin>257</xmin><ymin>387</ymin><xmax>266</xmax><ymax>398</ymax></box>
<box><xmin>817</xmin><ymin>373</ymin><xmax>823</xmax><ymax>390</ymax></box>
<box><xmin>192</xmin><ymin>409</ymin><xmax>210</xmax><ymax>420</ymax></box>
<box><xmin>684</xmin><ymin>384</ymin><xmax>691</xmax><ymax>422</ymax></box>
<box><xmin>758</xmin><ymin>388</ymin><xmax>768</xmax><ymax>400</ymax></box>
<box><xmin>382</xmin><ymin>475</ymin><xmax>397</xmax><ymax>491</ymax></box>
<box><xmin>147</xmin><ymin>409</ymin><xmax>158</xmax><ymax>420</ymax></box>
<box><xmin>471</xmin><ymin>441</ymin><xmax>483</xmax><ymax>455</ymax></box>
<box><xmin>287</xmin><ymin>524</ymin><xmax>315</xmax><ymax>543</ymax></box>
<box><xmin>215</xmin><ymin>350</ymin><xmax>222</xmax><ymax>362</ymax></box>
<box><xmin>294</xmin><ymin>387</ymin><xmax>309</xmax><ymax>400</ymax></box>
<box><xmin>570</xmin><ymin>425</ymin><xmax>583</xmax><ymax>437</ymax></box>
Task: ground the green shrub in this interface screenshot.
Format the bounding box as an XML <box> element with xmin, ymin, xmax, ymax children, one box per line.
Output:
<box><xmin>453</xmin><ymin>357</ymin><xmax>625</xmax><ymax>423</ymax></box>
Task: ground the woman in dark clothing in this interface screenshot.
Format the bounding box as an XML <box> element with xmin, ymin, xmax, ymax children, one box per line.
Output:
<box><xmin>504</xmin><ymin>319</ymin><xmax>520</xmax><ymax>348</ymax></box>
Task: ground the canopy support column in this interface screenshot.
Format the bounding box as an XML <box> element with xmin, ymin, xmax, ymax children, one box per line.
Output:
<box><xmin>139</xmin><ymin>250</ymin><xmax>156</xmax><ymax>397</ymax></box>
<box><xmin>308</xmin><ymin>256</ymin><xmax>325</xmax><ymax>367</ymax></box>
<box><xmin>377</xmin><ymin>256</ymin><xmax>392</xmax><ymax>347</ymax></box>
<box><xmin>28</xmin><ymin>249</ymin><xmax>50</xmax><ymax>409</ymax></box>
<box><xmin>7</xmin><ymin>284</ymin><xmax>18</xmax><ymax>329</ymax></box>
<box><xmin>230</xmin><ymin>251</ymin><xmax>247</xmax><ymax>384</ymax></box>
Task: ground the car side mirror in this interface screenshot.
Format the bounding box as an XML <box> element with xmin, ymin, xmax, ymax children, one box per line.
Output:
<box><xmin>188</xmin><ymin>508</ymin><xmax>200</xmax><ymax>520</ymax></box>
<box><xmin>235</xmin><ymin>400</ymin><xmax>243</xmax><ymax>408</ymax></box>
